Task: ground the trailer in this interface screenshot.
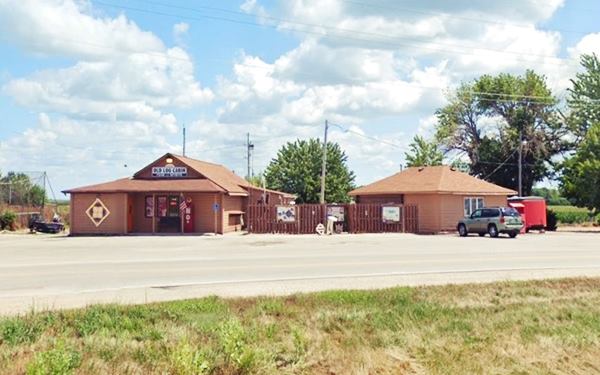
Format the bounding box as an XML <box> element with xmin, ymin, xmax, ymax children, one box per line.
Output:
<box><xmin>508</xmin><ymin>196</ymin><xmax>547</xmax><ymax>232</ymax></box>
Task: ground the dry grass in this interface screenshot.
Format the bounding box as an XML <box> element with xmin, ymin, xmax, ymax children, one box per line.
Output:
<box><xmin>2</xmin><ymin>278</ymin><xmax>600</xmax><ymax>374</ymax></box>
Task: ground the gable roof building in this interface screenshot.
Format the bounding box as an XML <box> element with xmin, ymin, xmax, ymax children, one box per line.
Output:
<box><xmin>63</xmin><ymin>153</ymin><xmax>293</xmax><ymax>235</ymax></box>
<box><xmin>350</xmin><ymin>166</ymin><xmax>517</xmax><ymax>233</ymax></box>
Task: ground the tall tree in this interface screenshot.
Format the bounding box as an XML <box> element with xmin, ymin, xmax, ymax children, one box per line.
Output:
<box><xmin>560</xmin><ymin>123</ymin><xmax>600</xmax><ymax>212</ymax></box>
<box><xmin>0</xmin><ymin>172</ymin><xmax>46</xmax><ymax>206</ymax></box>
<box><xmin>435</xmin><ymin>70</ymin><xmax>571</xmax><ymax>195</ymax></box>
<box><xmin>560</xmin><ymin>54</ymin><xmax>600</xmax><ymax>211</ymax></box>
<box><xmin>567</xmin><ymin>53</ymin><xmax>600</xmax><ymax>140</ymax></box>
<box><xmin>264</xmin><ymin>139</ymin><xmax>356</xmax><ymax>203</ymax></box>
<box><xmin>404</xmin><ymin>135</ymin><xmax>443</xmax><ymax>167</ymax></box>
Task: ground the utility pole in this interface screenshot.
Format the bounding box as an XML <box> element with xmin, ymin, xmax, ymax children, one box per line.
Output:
<box><xmin>518</xmin><ymin>128</ymin><xmax>523</xmax><ymax>197</ymax></box>
<box><xmin>182</xmin><ymin>123</ymin><xmax>186</xmax><ymax>156</ymax></box>
<box><xmin>246</xmin><ymin>133</ymin><xmax>254</xmax><ymax>180</ymax></box>
<box><xmin>320</xmin><ymin>120</ymin><xmax>329</xmax><ymax>204</ymax></box>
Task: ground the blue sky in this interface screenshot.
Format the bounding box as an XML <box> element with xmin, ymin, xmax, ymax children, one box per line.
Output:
<box><xmin>1</xmin><ymin>0</ymin><xmax>599</xmax><ymax>196</ymax></box>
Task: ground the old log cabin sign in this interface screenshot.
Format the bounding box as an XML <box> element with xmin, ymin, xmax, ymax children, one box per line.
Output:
<box><xmin>151</xmin><ymin>165</ymin><xmax>188</xmax><ymax>178</ymax></box>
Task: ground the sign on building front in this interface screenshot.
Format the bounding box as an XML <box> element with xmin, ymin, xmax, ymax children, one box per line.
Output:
<box><xmin>382</xmin><ymin>206</ymin><xmax>400</xmax><ymax>223</ymax></box>
<box><xmin>151</xmin><ymin>166</ymin><xmax>188</xmax><ymax>178</ymax></box>
<box><xmin>86</xmin><ymin>198</ymin><xmax>110</xmax><ymax>227</ymax></box>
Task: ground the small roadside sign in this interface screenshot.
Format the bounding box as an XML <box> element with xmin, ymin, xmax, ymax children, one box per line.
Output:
<box><xmin>212</xmin><ymin>203</ymin><xmax>220</xmax><ymax>212</ymax></box>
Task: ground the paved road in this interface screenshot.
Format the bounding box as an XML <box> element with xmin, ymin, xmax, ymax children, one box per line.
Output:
<box><xmin>1</xmin><ymin>232</ymin><xmax>599</xmax><ymax>315</ymax></box>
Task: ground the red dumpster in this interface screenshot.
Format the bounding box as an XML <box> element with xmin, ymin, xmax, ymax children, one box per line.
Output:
<box><xmin>508</xmin><ymin>196</ymin><xmax>547</xmax><ymax>232</ymax></box>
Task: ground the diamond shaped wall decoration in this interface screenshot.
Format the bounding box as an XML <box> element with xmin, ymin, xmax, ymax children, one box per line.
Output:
<box><xmin>86</xmin><ymin>198</ymin><xmax>110</xmax><ymax>227</ymax></box>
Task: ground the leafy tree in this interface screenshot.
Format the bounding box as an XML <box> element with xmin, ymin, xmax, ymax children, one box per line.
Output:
<box><xmin>560</xmin><ymin>123</ymin><xmax>600</xmax><ymax>212</ymax></box>
<box><xmin>531</xmin><ymin>187</ymin><xmax>571</xmax><ymax>205</ymax></box>
<box><xmin>404</xmin><ymin>135</ymin><xmax>443</xmax><ymax>167</ymax></box>
<box><xmin>567</xmin><ymin>53</ymin><xmax>600</xmax><ymax>140</ymax></box>
<box><xmin>0</xmin><ymin>172</ymin><xmax>46</xmax><ymax>206</ymax></box>
<box><xmin>436</xmin><ymin>70</ymin><xmax>571</xmax><ymax>195</ymax></box>
<box><xmin>264</xmin><ymin>139</ymin><xmax>356</xmax><ymax>203</ymax></box>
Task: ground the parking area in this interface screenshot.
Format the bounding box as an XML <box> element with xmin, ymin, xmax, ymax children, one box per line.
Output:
<box><xmin>1</xmin><ymin>231</ymin><xmax>599</xmax><ymax>315</ymax></box>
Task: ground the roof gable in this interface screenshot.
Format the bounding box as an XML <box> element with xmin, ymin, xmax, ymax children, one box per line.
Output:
<box><xmin>133</xmin><ymin>153</ymin><xmax>249</xmax><ymax>195</ymax></box>
<box><xmin>350</xmin><ymin>166</ymin><xmax>517</xmax><ymax>196</ymax></box>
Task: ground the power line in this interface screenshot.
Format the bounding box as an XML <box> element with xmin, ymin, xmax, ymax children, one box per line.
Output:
<box><xmin>130</xmin><ymin>0</ymin><xmax>588</xmax><ymax>63</ymax></box>
<box><xmin>328</xmin><ymin>122</ymin><xmax>404</xmax><ymax>149</ymax></box>
<box><xmin>90</xmin><ymin>0</ymin><xmax>579</xmax><ymax>67</ymax></box>
<box><xmin>338</xmin><ymin>0</ymin><xmax>592</xmax><ymax>36</ymax></box>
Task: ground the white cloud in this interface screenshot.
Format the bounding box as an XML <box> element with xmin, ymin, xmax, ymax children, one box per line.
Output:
<box><xmin>1</xmin><ymin>0</ymin><xmax>212</xmax><ymax>124</ymax></box>
<box><xmin>173</xmin><ymin>22</ymin><xmax>189</xmax><ymax>46</ymax></box>
<box><xmin>0</xmin><ymin>0</ymin><xmax>164</xmax><ymax>60</ymax></box>
<box><xmin>569</xmin><ymin>32</ymin><xmax>600</xmax><ymax>57</ymax></box>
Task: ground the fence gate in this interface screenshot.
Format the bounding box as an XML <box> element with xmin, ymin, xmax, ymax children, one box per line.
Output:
<box><xmin>247</xmin><ymin>203</ymin><xmax>418</xmax><ymax>234</ymax></box>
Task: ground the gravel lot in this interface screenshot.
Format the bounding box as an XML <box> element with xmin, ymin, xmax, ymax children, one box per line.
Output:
<box><xmin>1</xmin><ymin>231</ymin><xmax>599</xmax><ymax>315</ymax></box>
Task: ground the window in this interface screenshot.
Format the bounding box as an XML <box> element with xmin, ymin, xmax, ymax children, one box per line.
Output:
<box><xmin>145</xmin><ymin>196</ymin><xmax>154</xmax><ymax>218</ymax></box>
<box><xmin>464</xmin><ymin>197</ymin><xmax>485</xmax><ymax>216</ymax></box>
<box><xmin>482</xmin><ymin>208</ymin><xmax>499</xmax><ymax>218</ymax></box>
<box><xmin>501</xmin><ymin>207</ymin><xmax>520</xmax><ymax>217</ymax></box>
<box><xmin>157</xmin><ymin>196</ymin><xmax>168</xmax><ymax>217</ymax></box>
<box><xmin>471</xmin><ymin>209</ymin><xmax>483</xmax><ymax>218</ymax></box>
<box><xmin>167</xmin><ymin>195</ymin><xmax>179</xmax><ymax>217</ymax></box>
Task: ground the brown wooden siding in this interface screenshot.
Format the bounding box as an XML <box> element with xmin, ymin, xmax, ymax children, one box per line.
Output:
<box><xmin>70</xmin><ymin>193</ymin><xmax>127</xmax><ymax>235</ymax></box>
<box><xmin>221</xmin><ymin>194</ymin><xmax>244</xmax><ymax>233</ymax></box>
<box><xmin>355</xmin><ymin>195</ymin><xmax>404</xmax><ymax>204</ymax></box>
<box><xmin>439</xmin><ymin>194</ymin><xmax>507</xmax><ymax>232</ymax></box>
<box><xmin>404</xmin><ymin>194</ymin><xmax>441</xmax><ymax>233</ymax></box>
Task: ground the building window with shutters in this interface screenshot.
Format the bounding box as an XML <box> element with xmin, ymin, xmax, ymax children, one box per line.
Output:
<box><xmin>464</xmin><ymin>197</ymin><xmax>485</xmax><ymax>216</ymax></box>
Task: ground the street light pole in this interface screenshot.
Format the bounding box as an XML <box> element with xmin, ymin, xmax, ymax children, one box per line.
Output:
<box><xmin>518</xmin><ymin>128</ymin><xmax>523</xmax><ymax>197</ymax></box>
<box><xmin>320</xmin><ymin>120</ymin><xmax>329</xmax><ymax>204</ymax></box>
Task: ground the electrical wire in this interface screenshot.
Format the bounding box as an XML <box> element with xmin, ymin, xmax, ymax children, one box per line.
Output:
<box><xmin>128</xmin><ymin>0</ymin><xmax>583</xmax><ymax>61</ymax></box>
<box><xmin>90</xmin><ymin>0</ymin><xmax>579</xmax><ymax>67</ymax></box>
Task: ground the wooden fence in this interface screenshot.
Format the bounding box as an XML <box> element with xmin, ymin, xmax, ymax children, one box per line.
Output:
<box><xmin>247</xmin><ymin>203</ymin><xmax>418</xmax><ymax>234</ymax></box>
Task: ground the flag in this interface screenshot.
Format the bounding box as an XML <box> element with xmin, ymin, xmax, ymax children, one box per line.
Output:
<box><xmin>179</xmin><ymin>199</ymin><xmax>187</xmax><ymax>212</ymax></box>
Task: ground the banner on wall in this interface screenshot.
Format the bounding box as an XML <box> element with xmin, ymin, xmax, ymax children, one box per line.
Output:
<box><xmin>382</xmin><ymin>206</ymin><xmax>400</xmax><ymax>223</ymax></box>
<box><xmin>276</xmin><ymin>206</ymin><xmax>296</xmax><ymax>222</ymax></box>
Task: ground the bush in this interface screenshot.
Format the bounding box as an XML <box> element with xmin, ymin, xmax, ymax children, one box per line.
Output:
<box><xmin>548</xmin><ymin>206</ymin><xmax>592</xmax><ymax>224</ymax></box>
<box><xmin>596</xmin><ymin>213</ymin><xmax>600</xmax><ymax>226</ymax></box>
<box><xmin>0</xmin><ymin>210</ymin><xmax>17</xmax><ymax>231</ymax></box>
<box><xmin>26</xmin><ymin>341</ymin><xmax>81</xmax><ymax>375</ymax></box>
<box><xmin>546</xmin><ymin>209</ymin><xmax>557</xmax><ymax>231</ymax></box>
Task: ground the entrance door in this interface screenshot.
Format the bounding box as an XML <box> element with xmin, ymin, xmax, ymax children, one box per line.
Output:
<box><xmin>127</xmin><ymin>197</ymin><xmax>133</xmax><ymax>233</ymax></box>
<box><xmin>157</xmin><ymin>195</ymin><xmax>181</xmax><ymax>233</ymax></box>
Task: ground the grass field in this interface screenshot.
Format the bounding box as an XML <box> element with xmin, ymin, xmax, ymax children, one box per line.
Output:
<box><xmin>2</xmin><ymin>278</ymin><xmax>600</xmax><ymax>374</ymax></box>
<box><xmin>548</xmin><ymin>205</ymin><xmax>595</xmax><ymax>225</ymax></box>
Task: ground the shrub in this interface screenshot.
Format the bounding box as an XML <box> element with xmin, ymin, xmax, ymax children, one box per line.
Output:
<box><xmin>546</xmin><ymin>209</ymin><xmax>557</xmax><ymax>231</ymax></box>
<box><xmin>0</xmin><ymin>210</ymin><xmax>17</xmax><ymax>230</ymax></box>
<box><xmin>26</xmin><ymin>341</ymin><xmax>81</xmax><ymax>375</ymax></box>
<box><xmin>548</xmin><ymin>206</ymin><xmax>592</xmax><ymax>224</ymax></box>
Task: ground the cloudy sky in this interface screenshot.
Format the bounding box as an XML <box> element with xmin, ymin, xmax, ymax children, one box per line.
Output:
<box><xmin>1</xmin><ymin>0</ymin><xmax>599</xmax><ymax>195</ymax></box>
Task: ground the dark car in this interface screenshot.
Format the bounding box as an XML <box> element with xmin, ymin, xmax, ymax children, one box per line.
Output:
<box><xmin>28</xmin><ymin>214</ymin><xmax>64</xmax><ymax>234</ymax></box>
<box><xmin>457</xmin><ymin>207</ymin><xmax>523</xmax><ymax>238</ymax></box>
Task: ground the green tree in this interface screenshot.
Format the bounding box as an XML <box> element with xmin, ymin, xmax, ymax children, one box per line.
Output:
<box><xmin>531</xmin><ymin>187</ymin><xmax>571</xmax><ymax>205</ymax></box>
<box><xmin>436</xmin><ymin>70</ymin><xmax>571</xmax><ymax>195</ymax></box>
<box><xmin>567</xmin><ymin>53</ymin><xmax>600</xmax><ymax>140</ymax></box>
<box><xmin>264</xmin><ymin>139</ymin><xmax>356</xmax><ymax>203</ymax></box>
<box><xmin>560</xmin><ymin>123</ymin><xmax>600</xmax><ymax>211</ymax></box>
<box><xmin>0</xmin><ymin>172</ymin><xmax>46</xmax><ymax>206</ymax></box>
<box><xmin>404</xmin><ymin>135</ymin><xmax>443</xmax><ymax>167</ymax></box>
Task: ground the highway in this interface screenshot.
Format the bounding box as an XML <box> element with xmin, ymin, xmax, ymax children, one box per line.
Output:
<box><xmin>1</xmin><ymin>232</ymin><xmax>599</xmax><ymax>315</ymax></box>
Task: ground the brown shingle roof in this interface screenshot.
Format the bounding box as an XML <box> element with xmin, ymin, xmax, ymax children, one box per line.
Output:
<box><xmin>349</xmin><ymin>166</ymin><xmax>517</xmax><ymax>196</ymax></box>
<box><xmin>65</xmin><ymin>153</ymin><xmax>294</xmax><ymax>197</ymax></box>
<box><xmin>63</xmin><ymin>178</ymin><xmax>225</xmax><ymax>194</ymax></box>
<box><xmin>174</xmin><ymin>154</ymin><xmax>250</xmax><ymax>195</ymax></box>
